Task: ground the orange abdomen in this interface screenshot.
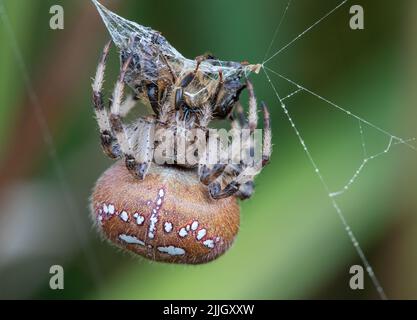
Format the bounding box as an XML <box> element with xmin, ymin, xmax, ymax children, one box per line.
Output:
<box><xmin>91</xmin><ymin>161</ymin><xmax>240</xmax><ymax>264</ymax></box>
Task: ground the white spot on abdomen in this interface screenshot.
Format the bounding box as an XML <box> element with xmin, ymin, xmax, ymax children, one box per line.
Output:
<box><xmin>133</xmin><ymin>212</ymin><xmax>145</xmax><ymax>225</ymax></box>
<box><xmin>148</xmin><ymin>214</ymin><xmax>158</xmax><ymax>239</ymax></box>
<box><xmin>164</xmin><ymin>222</ymin><xmax>173</xmax><ymax>233</ymax></box>
<box><xmin>157</xmin><ymin>246</ymin><xmax>185</xmax><ymax>256</ymax></box>
<box><xmin>196</xmin><ymin>229</ymin><xmax>207</xmax><ymax>240</ymax></box>
<box><xmin>120</xmin><ymin>211</ymin><xmax>129</xmax><ymax>222</ymax></box>
<box><xmin>108</xmin><ymin>204</ymin><xmax>115</xmax><ymax>214</ymax></box>
<box><xmin>119</xmin><ymin>234</ymin><xmax>145</xmax><ymax>246</ymax></box>
<box><xmin>146</xmin><ymin>188</ymin><xmax>165</xmax><ymax>240</ymax></box>
<box><xmin>191</xmin><ymin>221</ymin><xmax>199</xmax><ymax>231</ymax></box>
<box><xmin>203</xmin><ymin>239</ymin><xmax>215</xmax><ymax>249</ymax></box>
<box><xmin>178</xmin><ymin>227</ymin><xmax>188</xmax><ymax>237</ymax></box>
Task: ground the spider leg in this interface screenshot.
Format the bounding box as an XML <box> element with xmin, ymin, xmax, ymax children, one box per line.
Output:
<box><xmin>199</xmin><ymin>103</ymin><xmax>212</xmax><ymax>129</ymax></box>
<box><xmin>212</xmin><ymin>82</ymin><xmax>247</xmax><ymax>119</ymax></box>
<box><xmin>128</xmin><ymin>117</ymin><xmax>155</xmax><ymax>177</ymax></box>
<box><xmin>211</xmin><ymin>164</ymin><xmax>260</xmax><ymax>200</ymax></box>
<box><xmin>204</xmin><ymin>107</ymin><xmax>246</xmax><ymax>199</ymax></box>
<box><xmin>232</xmin><ymin>101</ymin><xmax>246</xmax><ymax>129</ymax></box>
<box><xmin>236</xmin><ymin>181</ymin><xmax>255</xmax><ymax>200</ymax></box>
<box><xmin>144</xmin><ymin>82</ymin><xmax>160</xmax><ymax>115</ymax></box>
<box><xmin>117</xmin><ymin>94</ymin><xmax>139</xmax><ymax>117</ymax></box>
<box><xmin>207</xmin><ymin>163</ymin><xmax>242</xmax><ymax>199</ymax></box>
<box><xmin>198</xmin><ymin>122</ymin><xmax>242</xmax><ymax>187</ymax></box>
<box><xmin>209</xmin><ymin>179</ymin><xmax>240</xmax><ymax>199</ymax></box>
<box><xmin>261</xmin><ymin>101</ymin><xmax>272</xmax><ymax>167</ymax></box>
<box><xmin>195</xmin><ymin>53</ymin><xmax>216</xmax><ymax>63</ymax></box>
<box><xmin>211</xmin><ymin>70</ymin><xmax>224</xmax><ymax>106</ymax></box>
<box><xmin>234</xmin><ymin>102</ymin><xmax>271</xmax><ymax>199</ymax></box>
<box><xmin>246</xmin><ymin>80</ymin><xmax>258</xmax><ymax>132</ymax></box>
<box><xmin>199</xmin><ymin>164</ymin><xmax>227</xmax><ymax>185</ymax></box>
<box><xmin>159</xmin><ymin>53</ymin><xmax>177</xmax><ymax>83</ymax></box>
<box><xmin>92</xmin><ymin>40</ymin><xmax>122</xmax><ymax>159</ymax></box>
<box><xmin>109</xmin><ymin>56</ymin><xmax>132</xmax><ymax>153</ymax></box>
<box><xmin>208</xmin><ymin>91</ymin><xmax>271</xmax><ymax>200</ymax></box>
<box><xmin>109</xmin><ymin>55</ymin><xmax>153</xmax><ymax>180</ymax></box>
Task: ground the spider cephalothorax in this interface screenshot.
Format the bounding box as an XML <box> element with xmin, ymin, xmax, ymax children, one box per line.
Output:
<box><xmin>90</xmin><ymin>1</ymin><xmax>271</xmax><ymax>264</ymax></box>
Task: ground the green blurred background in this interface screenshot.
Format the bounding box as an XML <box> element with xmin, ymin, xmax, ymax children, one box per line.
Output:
<box><xmin>0</xmin><ymin>0</ymin><xmax>416</xmax><ymax>299</ymax></box>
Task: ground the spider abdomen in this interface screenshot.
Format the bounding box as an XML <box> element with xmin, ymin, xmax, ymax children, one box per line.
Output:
<box><xmin>91</xmin><ymin>161</ymin><xmax>240</xmax><ymax>264</ymax></box>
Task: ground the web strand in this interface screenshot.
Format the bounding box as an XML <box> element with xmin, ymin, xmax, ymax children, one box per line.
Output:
<box><xmin>330</xmin><ymin>137</ymin><xmax>415</xmax><ymax>198</ymax></box>
<box><xmin>265</xmin><ymin>68</ymin><xmax>416</xmax><ymax>151</ymax></box>
<box><xmin>262</xmin><ymin>0</ymin><xmax>292</xmax><ymax>64</ymax></box>
<box><xmin>359</xmin><ymin>120</ymin><xmax>368</xmax><ymax>158</ymax></box>
<box><xmin>281</xmin><ymin>88</ymin><xmax>303</xmax><ymax>102</ymax></box>
<box><xmin>0</xmin><ymin>1</ymin><xmax>102</xmax><ymax>286</ymax></box>
<box><xmin>262</xmin><ymin>65</ymin><xmax>388</xmax><ymax>300</ymax></box>
<box><xmin>92</xmin><ymin>0</ymin><xmax>261</xmax><ymax>83</ymax></box>
<box><xmin>260</xmin><ymin>0</ymin><xmax>415</xmax><ymax>298</ymax></box>
<box><xmin>263</xmin><ymin>0</ymin><xmax>349</xmax><ymax>65</ymax></box>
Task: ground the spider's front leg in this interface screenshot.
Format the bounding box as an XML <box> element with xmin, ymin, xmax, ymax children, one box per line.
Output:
<box><xmin>232</xmin><ymin>102</ymin><xmax>271</xmax><ymax>200</ymax></box>
<box><xmin>92</xmin><ymin>41</ymin><xmax>121</xmax><ymax>159</ymax></box>
<box><xmin>198</xmin><ymin>128</ymin><xmax>242</xmax><ymax>199</ymax></box>
<box><xmin>208</xmin><ymin>81</ymin><xmax>272</xmax><ymax>200</ymax></box>
<box><xmin>199</xmin><ymin>164</ymin><xmax>227</xmax><ymax>185</ymax></box>
<box><xmin>109</xmin><ymin>54</ymin><xmax>154</xmax><ymax>180</ymax></box>
<box><xmin>211</xmin><ymin>73</ymin><xmax>247</xmax><ymax>119</ymax></box>
<box><xmin>125</xmin><ymin>117</ymin><xmax>155</xmax><ymax>179</ymax></box>
<box><xmin>92</xmin><ymin>41</ymin><xmax>140</xmax><ymax>159</ymax></box>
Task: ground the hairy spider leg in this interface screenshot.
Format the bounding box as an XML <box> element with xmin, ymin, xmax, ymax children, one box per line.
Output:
<box><xmin>93</xmin><ymin>41</ymin><xmax>143</xmax><ymax>159</ymax></box>
<box><xmin>246</xmin><ymin>80</ymin><xmax>258</xmax><ymax>132</ymax></box>
<box><xmin>92</xmin><ymin>40</ymin><xmax>121</xmax><ymax>159</ymax></box>
<box><xmin>108</xmin><ymin>54</ymin><xmax>155</xmax><ymax>180</ymax></box>
<box><xmin>232</xmin><ymin>102</ymin><xmax>246</xmax><ymax>129</ymax></box>
<box><xmin>208</xmin><ymin>83</ymin><xmax>272</xmax><ymax>200</ymax></box>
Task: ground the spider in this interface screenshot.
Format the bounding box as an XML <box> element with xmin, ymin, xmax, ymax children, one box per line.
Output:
<box><xmin>90</xmin><ymin>12</ymin><xmax>271</xmax><ymax>263</ymax></box>
<box><xmin>91</xmin><ymin>33</ymin><xmax>271</xmax><ymax>201</ymax></box>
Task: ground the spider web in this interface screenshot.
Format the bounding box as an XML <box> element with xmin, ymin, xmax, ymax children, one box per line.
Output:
<box><xmin>261</xmin><ymin>0</ymin><xmax>416</xmax><ymax>299</ymax></box>
<box><xmin>92</xmin><ymin>0</ymin><xmax>261</xmax><ymax>85</ymax></box>
<box><xmin>90</xmin><ymin>0</ymin><xmax>417</xmax><ymax>299</ymax></box>
<box><xmin>2</xmin><ymin>0</ymin><xmax>412</xmax><ymax>298</ymax></box>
